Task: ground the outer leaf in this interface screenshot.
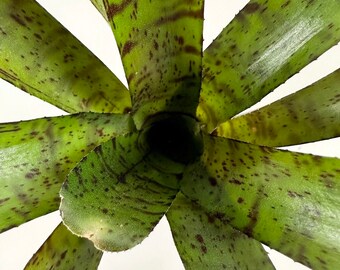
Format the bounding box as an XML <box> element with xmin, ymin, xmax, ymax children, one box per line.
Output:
<box><xmin>217</xmin><ymin>68</ymin><xmax>340</xmax><ymax>146</ymax></box>
<box><xmin>60</xmin><ymin>132</ymin><xmax>180</xmax><ymax>251</ymax></box>
<box><xmin>25</xmin><ymin>223</ymin><xmax>102</xmax><ymax>270</ymax></box>
<box><xmin>198</xmin><ymin>0</ymin><xmax>340</xmax><ymax>131</ymax></box>
<box><xmin>0</xmin><ymin>0</ymin><xmax>131</xmax><ymax>114</ymax></box>
<box><xmin>181</xmin><ymin>134</ymin><xmax>340</xmax><ymax>270</ymax></box>
<box><xmin>102</xmin><ymin>0</ymin><xmax>204</xmax><ymax>128</ymax></box>
<box><xmin>167</xmin><ymin>192</ymin><xmax>275</xmax><ymax>270</ymax></box>
<box><xmin>0</xmin><ymin>113</ymin><xmax>133</xmax><ymax>233</ymax></box>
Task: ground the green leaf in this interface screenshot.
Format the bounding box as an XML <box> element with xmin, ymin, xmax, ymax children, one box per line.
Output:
<box><xmin>0</xmin><ymin>0</ymin><xmax>131</xmax><ymax>114</ymax></box>
<box><xmin>167</xmin><ymin>192</ymin><xmax>275</xmax><ymax>270</ymax></box>
<box><xmin>60</xmin><ymin>132</ymin><xmax>181</xmax><ymax>251</ymax></box>
<box><xmin>101</xmin><ymin>0</ymin><xmax>204</xmax><ymax>128</ymax></box>
<box><xmin>216</xmin><ymin>68</ymin><xmax>340</xmax><ymax>146</ymax></box>
<box><xmin>0</xmin><ymin>112</ymin><xmax>133</xmax><ymax>233</ymax></box>
<box><xmin>90</xmin><ymin>0</ymin><xmax>109</xmax><ymax>21</ymax></box>
<box><xmin>198</xmin><ymin>0</ymin><xmax>340</xmax><ymax>131</ymax></box>
<box><xmin>181</xmin><ymin>134</ymin><xmax>340</xmax><ymax>270</ymax></box>
<box><xmin>25</xmin><ymin>223</ymin><xmax>102</xmax><ymax>270</ymax></box>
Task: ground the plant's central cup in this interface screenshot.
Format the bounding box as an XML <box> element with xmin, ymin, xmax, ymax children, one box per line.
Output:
<box><xmin>139</xmin><ymin>113</ymin><xmax>203</xmax><ymax>173</ymax></box>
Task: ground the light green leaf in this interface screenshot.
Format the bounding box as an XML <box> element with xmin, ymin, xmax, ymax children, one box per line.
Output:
<box><xmin>90</xmin><ymin>0</ymin><xmax>109</xmax><ymax>21</ymax></box>
<box><xmin>167</xmin><ymin>192</ymin><xmax>275</xmax><ymax>270</ymax></box>
<box><xmin>0</xmin><ymin>112</ymin><xmax>133</xmax><ymax>233</ymax></box>
<box><xmin>60</xmin><ymin>132</ymin><xmax>181</xmax><ymax>251</ymax></box>
<box><xmin>25</xmin><ymin>223</ymin><xmax>103</xmax><ymax>270</ymax></box>
<box><xmin>198</xmin><ymin>0</ymin><xmax>340</xmax><ymax>131</ymax></box>
<box><xmin>0</xmin><ymin>0</ymin><xmax>131</xmax><ymax>114</ymax></box>
<box><xmin>102</xmin><ymin>0</ymin><xmax>204</xmax><ymax>128</ymax></box>
<box><xmin>25</xmin><ymin>223</ymin><xmax>102</xmax><ymax>270</ymax></box>
<box><xmin>217</xmin><ymin>68</ymin><xmax>340</xmax><ymax>146</ymax></box>
<box><xmin>181</xmin><ymin>134</ymin><xmax>340</xmax><ymax>270</ymax></box>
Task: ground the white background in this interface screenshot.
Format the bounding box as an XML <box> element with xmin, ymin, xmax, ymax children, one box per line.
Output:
<box><xmin>0</xmin><ymin>1</ymin><xmax>339</xmax><ymax>269</ymax></box>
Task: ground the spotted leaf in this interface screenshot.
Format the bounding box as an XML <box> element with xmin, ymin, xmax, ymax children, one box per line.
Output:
<box><xmin>181</xmin><ymin>134</ymin><xmax>340</xmax><ymax>270</ymax></box>
<box><xmin>25</xmin><ymin>222</ymin><xmax>102</xmax><ymax>270</ymax></box>
<box><xmin>0</xmin><ymin>112</ymin><xmax>133</xmax><ymax>233</ymax></box>
<box><xmin>100</xmin><ymin>0</ymin><xmax>204</xmax><ymax>128</ymax></box>
<box><xmin>60</xmin><ymin>132</ymin><xmax>181</xmax><ymax>251</ymax></box>
<box><xmin>217</xmin><ymin>68</ymin><xmax>340</xmax><ymax>146</ymax></box>
<box><xmin>0</xmin><ymin>0</ymin><xmax>131</xmax><ymax>114</ymax></box>
<box><xmin>198</xmin><ymin>0</ymin><xmax>340</xmax><ymax>131</ymax></box>
<box><xmin>167</xmin><ymin>192</ymin><xmax>275</xmax><ymax>270</ymax></box>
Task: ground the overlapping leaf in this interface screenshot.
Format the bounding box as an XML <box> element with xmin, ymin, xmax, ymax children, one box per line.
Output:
<box><xmin>181</xmin><ymin>134</ymin><xmax>340</xmax><ymax>269</ymax></box>
<box><xmin>25</xmin><ymin>223</ymin><xmax>102</xmax><ymax>270</ymax></box>
<box><xmin>101</xmin><ymin>0</ymin><xmax>204</xmax><ymax>128</ymax></box>
<box><xmin>0</xmin><ymin>0</ymin><xmax>131</xmax><ymax>114</ymax></box>
<box><xmin>167</xmin><ymin>192</ymin><xmax>275</xmax><ymax>270</ymax></box>
<box><xmin>60</xmin><ymin>132</ymin><xmax>181</xmax><ymax>251</ymax></box>
<box><xmin>0</xmin><ymin>113</ymin><xmax>133</xmax><ymax>233</ymax></box>
<box><xmin>198</xmin><ymin>0</ymin><xmax>340</xmax><ymax>131</ymax></box>
<box><xmin>217</xmin><ymin>68</ymin><xmax>340</xmax><ymax>146</ymax></box>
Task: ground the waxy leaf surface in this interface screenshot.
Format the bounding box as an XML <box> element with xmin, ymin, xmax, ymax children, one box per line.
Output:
<box><xmin>25</xmin><ymin>223</ymin><xmax>102</xmax><ymax>270</ymax></box>
<box><xmin>217</xmin><ymin>68</ymin><xmax>340</xmax><ymax>146</ymax></box>
<box><xmin>167</xmin><ymin>192</ymin><xmax>274</xmax><ymax>270</ymax></box>
<box><xmin>181</xmin><ymin>135</ymin><xmax>340</xmax><ymax>270</ymax></box>
<box><xmin>0</xmin><ymin>0</ymin><xmax>131</xmax><ymax>114</ymax></box>
<box><xmin>60</xmin><ymin>132</ymin><xmax>181</xmax><ymax>251</ymax></box>
<box><xmin>0</xmin><ymin>113</ymin><xmax>133</xmax><ymax>233</ymax></box>
<box><xmin>198</xmin><ymin>0</ymin><xmax>340</xmax><ymax>131</ymax></box>
<box><xmin>102</xmin><ymin>0</ymin><xmax>204</xmax><ymax>128</ymax></box>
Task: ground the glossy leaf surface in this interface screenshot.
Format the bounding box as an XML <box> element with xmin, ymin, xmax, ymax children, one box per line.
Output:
<box><xmin>25</xmin><ymin>223</ymin><xmax>102</xmax><ymax>270</ymax></box>
<box><xmin>181</xmin><ymin>134</ymin><xmax>340</xmax><ymax>269</ymax></box>
<box><xmin>217</xmin><ymin>68</ymin><xmax>340</xmax><ymax>146</ymax></box>
<box><xmin>60</xmin><ymin>132</ymin><xmax>180</xmax><ymax>251</ymax></box>
<box><xmin>0</xmin><ymin>0</ymin><xmax>131</xmax><ymax>114</ymax></box>
<box><xmin>0</xmin><ymin>113</ymin><xmax>133</xmax><ymax>233</ymax></box>
<box><xmin>167</xmin><ymin>192</ymin><xmax>274</xmax><ymax>270</ymax></box>
<box><xmin>102</xmin><ymin>0</ymin><xmax>204</xmax><ymax>128</ymax></box>
<box><xmin>198</xmin><ymin>0</ymin><xmax>340</xmax><ymax>131</ymax></box>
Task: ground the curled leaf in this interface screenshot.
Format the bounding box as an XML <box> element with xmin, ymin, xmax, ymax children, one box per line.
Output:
<box><xmin>60</xmin><ymin>132</ymin><xmax>181</xmax><ymax>251</ymax></box>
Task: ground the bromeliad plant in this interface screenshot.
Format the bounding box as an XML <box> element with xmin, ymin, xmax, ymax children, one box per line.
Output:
<box><xmin>0</xmin><ymin>0</ymin><xmax>340</xmax><ymax>269</ymax></box>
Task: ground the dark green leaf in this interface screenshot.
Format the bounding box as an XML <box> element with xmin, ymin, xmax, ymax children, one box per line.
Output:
<box><xmin>198</xmin><ymin>0</ymin><xmax>340</xmax><ymax>131</ymax></box>
<box><xmin>167</xmin><ymin>192</ymin><xmax>275</xmax><ymax>270</ymax></box>
<box><xmin>0</xmin><ymin>0</ymin><xmax>131</xmax><ymax>114</ymax></box>
<box><xmin>25</xmin><ymin>223</ymin><xmax>102</xmax><ymax>270</ymax></box>
<box><xmin>60</xmin><ymin>132</ymin><xmax>181</xmax><ymax>251</ymax></box>
<box><xmin>0</xmin><ymin>113</ymin><xmax>133</xmax><ymax>233</ymax></box>
<box><xmin>217</xmin><ymin>68</ymin><xmax>340</xmax><ymax>146</ymax></box>
<box><xmin>101</xmin><ymin>0</ymin><xmax>204</xmax><ymax>128</ymax></box>
<box><xmin>181</xmin><ymin>134</ymin><xmax>340</xmax><ymax>269</ymax></box>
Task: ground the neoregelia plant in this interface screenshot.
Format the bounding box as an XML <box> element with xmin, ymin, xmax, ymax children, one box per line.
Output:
<box><xmin>0</xmin><ymin>0</ymin><xmax>340</xmax><ymax>269</ymax></box>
